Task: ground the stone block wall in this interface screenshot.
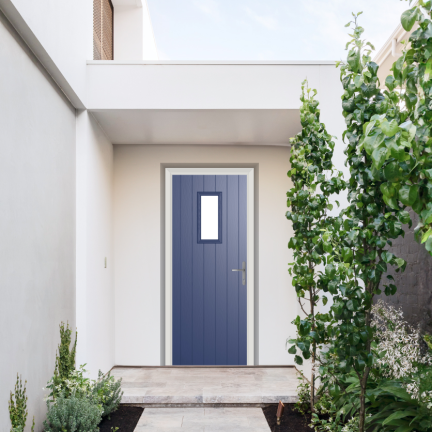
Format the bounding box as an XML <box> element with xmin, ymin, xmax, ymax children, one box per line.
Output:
<box><xmin>376</xmin><ymin>209</ymin><xmax>432</xmax><ymax>333</ymax></box>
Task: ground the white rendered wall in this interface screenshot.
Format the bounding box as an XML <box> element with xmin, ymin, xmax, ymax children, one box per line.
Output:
<box><xmin>0</xmin><ymin>11</ymin><xmax>76</xmax><ymax>430</ymax></box>
<box><xmin>86</xmin><ymin>63</ymin><xmax>334</xmax><ymax>110</ymax></box>
<box><xmin>114</xmin><ymin>1</ymin><xmax>158</xmax><ymax>61</ymax></box>
<box><xmin>1</xmin><ymin>0</ymin><xmax>93</xmax><ymax>104</ymax></box>
<box><xmin>76</xmin><ymin>111</ymin><xmax>114</xmax><ymax>378</ymax></box>
<box><xmin>113</xmin><ymin>144</ymin><xmax>296</xmax><ymax>365</ymax></box>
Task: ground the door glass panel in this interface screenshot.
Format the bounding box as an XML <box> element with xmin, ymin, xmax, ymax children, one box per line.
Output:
<box><xmin>197</xmin><ymin>191</ymin><xmax>222</xmax><ymax>244</ymax></box>
<box><xmin>201</xmin><ymin>196</ymin><xmax>219</xmax><ymax>240</ymax></box>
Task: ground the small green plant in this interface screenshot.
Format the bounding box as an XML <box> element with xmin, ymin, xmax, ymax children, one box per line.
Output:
<box><xmin>294</xmin><ymin>378</ymin><xmax>311</xmax><ymax>416</ymax></box>
<box><xmin>91</xmin><ymin>370</ymin><xmax>123</xmax><ymax>418</ymax></box>
<box><xmin>43</xmin><ymin>393</ymin><xmax>102</xmax><ymax>432</ymax></box>
<box><xmin>111</xmin><ymin>428</ymin><xmax>119</xmax><ymax>432</ymax></box>
<box><xmin>47</xmin><ymin>322</ymin><xmax>77</xmax><ymax>399</ymax></box>
<box><xmin>310</xmin><ymin>391</ymin><xmax>344</xmax><ymax>432</ymax></box>
<box><xmin>9</xmin><ymin>374</ymin><xmax>34</xmax><ymax>432</ymax></box>
<box><xmin>47</xmin><ymin>364</ymin><xmax>92</xmax><ymax>400</ymax></box>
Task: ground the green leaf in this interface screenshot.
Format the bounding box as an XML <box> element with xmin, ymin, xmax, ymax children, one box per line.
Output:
<box><xmin>383</xmin><ymin>410</ymin><xmax>418</xmax><ymax>426</ymax></box>
<box><xmin>288</xmin><ymin>345</ymin><xmax>297</xmax><ymax>355</ymax></box>
<box><xmin>322</xmin><ymin>296</ymin><xmax>328</xmax><ymax>306</ymax></box>
<box><xmin>385</xmin><ymin>75</ymin><xmax>396</xmax><ymax>91</ymax></box>
<box><xmin>299</xmin><ymin>320</ymin><xmax>312</xmax><ymax>336</ymax></box>
<box><xmin>395</xmin><ymin>258</ymin><xmax>406</xmax><ymax>269</ymax></box>
<box><xmin>382</xmin><ymin>251</ymin><xmax>394</xmax><ymax>263</ymax></box>
<box><xmin>325</xmin><ymin>264</ymin><xmax>336</xmax><ymax>279</ymax></box>
<box><xmin>349</xmin><ymin>333</ymin><xmax>360</xmax><ymax>345</ymax></box>
<box><xmin>425</xmin><ymin>237</ymin><xmax>432</xmax><ymax>253</ymax></box>
<box><xmin>347</xmin><ymin>49</ymin><xmax>361</xmax><ymax>73</ymax></box>
<box><xmin>421</xmin><ymin>228</ymin><xmax>432</xmax><ymax>244</ymax></box>
<box><xmin>401</xmin><ymin>7</ymin><xmax>418</xmax><ymax>31</ymax></box>
<box><xmin>384</xmin><ymin>161</ymin><xmax>402</xmax><ymax>182</ymax></box>
<box><xmin>381</xmin><ymin>119</ymin><xmax>399</xmax><ymax>137</ymax></box>
<box><xmin>425</xmin><ymin>58</ymin><xmax>432</xmax><ymax>82</ymax></box>
<box><xmin>323</xmin><ymin>242</ymin><xmax>333</xmax><ymax>253</ymax></box>
<box><xmin>294</xmin><ymin>355</ymin><xmax>303</xmax><ymax>365</ymax></box>
<box><xmin>394</xmin><ymin>426</ymin><xmax>414</xmax><ymax>432</ymax></box>
<box><xmin>399</xmin><ymin>185</ymin><xmax>419</xmax><ymax>206</ymax></box>
<box><xmin>347</xmin><ymin>299</ymin><xmax>358</xmax><ymax>311</ymax></box>
<box><xmin>364</xmin><ymin>132</ymin><xmax>385</xmax><ymax>155</ymax></box>
<box><xmin>398</xmin><ymin>210</ymin><xmax>411</xmax><ymax>225</ymax></box>
<box><xmin>341</xmin><ymin>247</ymin><xmax>353</xmax><ymax>263</ymax></box>
<box><xmin>372</xmin><ymin>146</ymin><xmax>389</xmax><ymax>170</ymax></box>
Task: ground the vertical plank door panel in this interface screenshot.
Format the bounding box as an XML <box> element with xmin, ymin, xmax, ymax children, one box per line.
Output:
<box><xmin>173</xmin><ymin>175</ymin><xmax>247</xmax><ymax>365</ymax></box>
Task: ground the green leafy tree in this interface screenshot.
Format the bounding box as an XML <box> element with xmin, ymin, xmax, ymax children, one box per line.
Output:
<box><xmin>286</xmin><ymin>80</ymin><xmax>345</xmax><ymax>411</ymax></box>
<box><xmin>320</xmin><ymin>13</ymin><xmax>409</xmax><ymax>432</ymax></box>
<box><xmin>376</xmin><ymin>0</ymin><xmax>432</xmax><ymax>255</ymax></box>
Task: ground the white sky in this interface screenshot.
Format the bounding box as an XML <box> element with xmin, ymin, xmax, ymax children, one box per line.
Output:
<box><xmin>147</xmin><ymin>0</ymin><xmax>409</xmax><ymax>60</ymax></box>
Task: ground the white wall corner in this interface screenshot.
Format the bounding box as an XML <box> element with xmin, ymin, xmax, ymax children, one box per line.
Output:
<box><xmin>76</xmin><ymin>110</ymin><xmax>89</xmax><ymax>369</ymax></box>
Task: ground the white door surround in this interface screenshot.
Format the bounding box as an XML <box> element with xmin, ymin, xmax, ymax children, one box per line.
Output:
<box><xmin>165</xmin><ymin>167</ymin><xmax>255</xmax><ymax>366</ymax></box>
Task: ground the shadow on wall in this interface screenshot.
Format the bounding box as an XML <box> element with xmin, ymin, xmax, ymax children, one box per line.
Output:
<box><xmin>377</xmin><ymin>209</ymin><xmax>432</xmax><ymax>334</ymax></box>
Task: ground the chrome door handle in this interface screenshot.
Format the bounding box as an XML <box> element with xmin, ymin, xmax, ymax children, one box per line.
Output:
<box><xmin>232</xmin><ymin>261</ymin><xmax>246</xmax><ymax>285</ymax></box>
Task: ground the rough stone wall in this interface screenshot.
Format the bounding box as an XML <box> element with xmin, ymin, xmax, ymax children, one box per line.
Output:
<box><xmin>376</xmin><ymin>209</ymin><xmax>432</xmax><ymax>334</ymax></box>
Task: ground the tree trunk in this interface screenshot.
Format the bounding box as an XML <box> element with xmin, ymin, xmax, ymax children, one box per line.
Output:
<box><xmin>309</xmin><ymin>280</ymin><xmax>315</xmax><ymax>413</ymax></box>
<box><xmin>358</xmin><ymin>383</ymin><xmax>366</xmax><ymax>432</ymax></box>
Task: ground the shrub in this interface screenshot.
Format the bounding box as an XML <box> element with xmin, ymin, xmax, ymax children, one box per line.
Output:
<box><xmin>294</xmin><ymin>378</ymin><xmax>311</xmax><ymax>416</ymax></box>
<box><xmin>310</xmin><ymin>391</ymin><xmax>344</xmax><ymax>432</ymax></box>
<box><xmin>9</xmin><ymin>375</ymin><xmax>28</xmax><ymax>431</ymax></box>
<box><xmin>47</xmin><ymin>364</ymin><xmax>92</xmax><ymax>401</ymax></box>
<box><xmin>91</xmin><ymin>370</ymin><xmax>123</xmax><ymax>418</ymax></box>
<box><xmin>43</xmin><ymin>393</ymin><xmax>102</xmax><ymax>432</ymax></box>
<box><xmin>371</xmin><ymin>300</ymin><xmax>432</xmax><ymax>401</ymax></box>
<box><xmin>9</xmin><ymin>375</ymin><xmax>34</xmax><ymax>432</ymax></box>
<box><xmin>48</xmin><ymin>323</ymin><xmax>77</xmax><ymax>400</ymax></box>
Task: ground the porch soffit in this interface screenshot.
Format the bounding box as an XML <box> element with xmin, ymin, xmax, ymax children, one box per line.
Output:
<box><xmin>90</xmin><ymin>108</ymin><xmax>300</xmax><ymax>146</ymax></box>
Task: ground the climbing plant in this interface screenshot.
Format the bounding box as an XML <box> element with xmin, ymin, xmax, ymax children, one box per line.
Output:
<box><xmin>318</xmin><ymin>12</ymin><xmax>412</xmax><ymax>432</ymax></box>
<box><xmin>286</xmin><ymin>80</ymin><xmax>345</xmax><ymax>412</ymax></box>
<box><xmin>376</xmin><ymin>0</ymin><xmax>432</xmax><ymax>255</ymax></box>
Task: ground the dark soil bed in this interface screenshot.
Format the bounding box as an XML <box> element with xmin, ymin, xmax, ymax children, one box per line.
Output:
<box><xmin>262</xmin><ymin>404</ymin><xmax>313</xmax><ymax>432</ymax></box>
<box><xmin>98</xmin><ymin>405</ymin><xmax>144</xmax><ymax>432</ymax></box>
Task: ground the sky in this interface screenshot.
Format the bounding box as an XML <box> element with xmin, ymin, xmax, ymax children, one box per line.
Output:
<box><xmin>147</xmin><ymin>0</ymin><xmax>409</xmax><ymax>61</ymax></box>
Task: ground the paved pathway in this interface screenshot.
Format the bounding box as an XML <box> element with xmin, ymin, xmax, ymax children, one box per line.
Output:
<box><xmin>112</xmin><ymin>367</ymin><xmax>299</xmax><ymax>404</ymax></box>
<box><xmin>134</xmin><ymin>407</ymin><xmax>270</xmax><ymax>431</ymax></box>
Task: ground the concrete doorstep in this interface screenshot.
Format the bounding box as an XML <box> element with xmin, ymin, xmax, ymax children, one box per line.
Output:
<box><xmin>112</xmin><ymin>367</ymin><xmax>299</xmax><ymax>405</ymax></box>
<box><xmin>134</xmin><ymin>407</ymin><xmax>270</xmax><ymax>432</ymax></box>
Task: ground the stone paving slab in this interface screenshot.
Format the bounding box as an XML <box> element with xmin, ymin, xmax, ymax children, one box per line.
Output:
<box><xmin>113</xmin><ymin>367</ymin><xmax>299</xmax><ymax>405</ymax></box>
<box><xmin>134</xmin><ymin>407</ymin><xmax>270</xmax><ymax>431</ymax></box>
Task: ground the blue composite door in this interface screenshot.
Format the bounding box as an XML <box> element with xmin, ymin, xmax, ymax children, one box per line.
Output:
<box><xmin>172</xmin><ymin>175</ymin><xmax>247</xmax><ymax>365</ymax></box>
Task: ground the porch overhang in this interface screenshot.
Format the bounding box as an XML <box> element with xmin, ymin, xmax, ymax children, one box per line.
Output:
<box><xmin>86</xmin><ymin>61</ymin><xmax>338</xmax><ymax>146</ymax></box>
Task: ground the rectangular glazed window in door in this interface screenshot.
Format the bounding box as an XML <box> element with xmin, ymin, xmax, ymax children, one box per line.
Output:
<box><xmin>172</xmin><ymin>175</ymin><xmax>247</xmax><ymax>365</ymax></box>
<box><xmin>93</xmin><ymin>0</ymin><xmax>114</xmax><ymax>60</ymax></box>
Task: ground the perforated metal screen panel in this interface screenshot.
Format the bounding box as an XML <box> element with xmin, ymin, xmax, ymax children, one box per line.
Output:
<box><xmin>93</xmin><ymin>0</ymin><xmax>114</xmax><ymax>60</ymax></box>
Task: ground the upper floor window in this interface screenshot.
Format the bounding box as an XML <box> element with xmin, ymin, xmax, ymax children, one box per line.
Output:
<box><xmin>93</xmin><ymin>0</ymin><xmax>114</xmax><ymax>60</ymax></box>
